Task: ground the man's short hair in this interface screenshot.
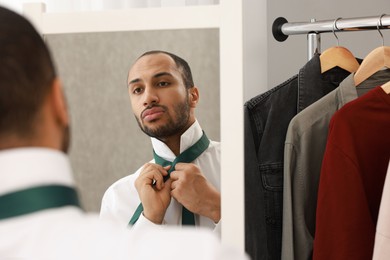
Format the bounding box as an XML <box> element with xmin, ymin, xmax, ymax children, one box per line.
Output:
<box><xmin>139</xmin><ymin>50</ymin><xmax>194</xmax><ymax>89</ymax></box>
<box><xmin>0</xmin><ymin>6</ymin><xmax>56</xmax><ymax>137</ymax></box>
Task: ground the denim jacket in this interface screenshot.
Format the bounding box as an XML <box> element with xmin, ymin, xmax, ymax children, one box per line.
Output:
<box><xmin>244</xmin><ymin>53</ymin><xmax>351</xmax><ymax>260</ymax></box>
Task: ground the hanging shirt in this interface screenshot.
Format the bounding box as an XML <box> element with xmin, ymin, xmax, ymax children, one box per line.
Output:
<box><xmin>244</xmin><ymin>53</ymin><xmax>351</xmax><ymax>260</ymax></box>
<box><xmin>282</xmin><ymin>70</ymin><xmax>390</xmax><ymax>260</ymax></box>
<box><xmin>313</xmin><ymin>86</ymin><xmax>390</xmax><ymax>260</ymax></box>
<box><xmin>0</xmin><ymin>147</ymin><xmax>240</xmax><ymax>259</ymax></box>
<box><xmin>100</xmin><ymin>120</ymin><xmax>221</xmax><ymax>232</ymax></box>
<box><xmin>373</xmin><ymin>160</ymin><xmax>390</xmax><ymax>260</ymax></box>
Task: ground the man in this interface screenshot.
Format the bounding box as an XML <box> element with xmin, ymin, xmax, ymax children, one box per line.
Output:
<box><xmin>0</xmin><ymin>6</ymin><xmax>246</xmax><ymax>259</ymax></box>
<box><xmin>100</xmin><ymin>51</ymin><xmax>221</xmax><ymax>231</ymax></box>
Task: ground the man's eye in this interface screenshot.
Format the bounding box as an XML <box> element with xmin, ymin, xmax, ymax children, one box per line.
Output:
<box><xmin>157</xmin><ymin>82</ymin><xmax>169</xmax><ymax>87</ymax></box>
<box><xmin>133</xmin><ymin>87</ymin><xmax>143</xmax><ymax>94</ymax></box>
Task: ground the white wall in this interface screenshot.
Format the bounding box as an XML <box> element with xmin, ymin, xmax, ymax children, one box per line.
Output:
<box><xmin>0</xmin><ymin>0</ymin><xmax>219</xmax><ymax>13</ymax></box>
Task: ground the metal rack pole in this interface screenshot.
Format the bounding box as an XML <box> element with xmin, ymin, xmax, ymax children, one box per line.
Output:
<box><xmin>272</xmin><ymin>14</ymin><xmax>390</xmax><ymax>60</ymax></box>
<box><xmin>273</xmin><ymin>14</ymin><xmax>390</xmax><ymax>38</ymax></box>
<box><xmin>307</xmin><ymin>18</ymin><xmax>321</xmax><ymax>60</ymax></box>
<box><xmin>307</xmin><ymin>32</ymin><xmax>320</xmax><ymax>60</ymax></box>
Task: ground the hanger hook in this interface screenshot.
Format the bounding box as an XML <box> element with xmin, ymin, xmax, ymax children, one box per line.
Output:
<box><xmin>377</xmin><ymin>14</ymin><xmax>386</xmax><ymax>46</ymax></box>
<box><xmin>332</xmin><ymin>17</ymin><xmax>342</xmax><ymax>46</ymax></box>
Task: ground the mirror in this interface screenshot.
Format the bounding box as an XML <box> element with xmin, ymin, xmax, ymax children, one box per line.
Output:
<box><xmin>46</xmin><ymin>28</ymin><xmax>220</xmax><ymax>211</ymax></box>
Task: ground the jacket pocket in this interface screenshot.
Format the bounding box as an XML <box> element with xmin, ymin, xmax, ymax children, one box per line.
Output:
<box><xmin>259</xmin><ymin>162</ymin><xmax>283</xmax><ymax>191</ymax></box>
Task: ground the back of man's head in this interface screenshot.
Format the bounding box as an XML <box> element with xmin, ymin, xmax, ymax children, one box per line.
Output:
<box><xmin>0</xmin><ymin>6</ymin><xmax>56</xmax><ymax>139</ymax></box>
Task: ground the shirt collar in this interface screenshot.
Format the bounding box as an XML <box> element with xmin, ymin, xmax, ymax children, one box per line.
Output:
<box><xmin>338</xmin><ymin>69</ymin><xmax>390</xmax><ymax>107</ymax></box>
<box><xmin>337</xmin><ymin>73</ymin><xmax>358</xmax><ymax>107</ymax></box>
<box><xmin>151</xmin><ymin>120</ymin><xmax>203</xmax><ymax>162</ymax></box>
<box><xmin>297</xmin><ymin>53</ymin><xmax>352</xmax><ymax>112</ymax></box>
<box><xmin>0</xmin><ymin>148</ymin><xmax>74</xmax><ymax>196</ymax></box>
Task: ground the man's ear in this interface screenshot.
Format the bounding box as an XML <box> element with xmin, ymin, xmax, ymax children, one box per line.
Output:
<box><xmin>189</xmin><ymin>86</ymin><xmax>199</xmax><ymax>108</ymax></box>
<box><xmin>51</xmin><ymin>78</ymin><xmax>69</xmax><ymax>127</ymax></box>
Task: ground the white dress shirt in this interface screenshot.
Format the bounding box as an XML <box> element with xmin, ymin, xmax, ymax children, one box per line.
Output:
<box><xmin>100</xmin><ymin>120</ymin><xmax>221</xmax><ymax>232</ymax></box>
<box><xmin>0</xmin><ymin>147</ymin><xmax>245</xmax><ymax>260</ymax></box>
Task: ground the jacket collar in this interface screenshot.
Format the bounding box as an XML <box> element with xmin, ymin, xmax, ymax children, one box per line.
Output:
<box><xmin>338</xmin><ymin>69</ymin><xmax>390</xmax><ymax>106</ymax></box>
<box><xmin>297</xmin><ymin>53</ymin><xmax>351</xmax><ymax>112</ymax></box>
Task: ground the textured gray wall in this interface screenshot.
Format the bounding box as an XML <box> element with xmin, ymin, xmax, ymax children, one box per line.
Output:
<box><xmin>267</xmin><ymin>0</ymin><xmax>390</xmax><ymax>92</ymax></box>
<box><xmin>46</xmin><ymin>29</ymin><xmax>220</xmax><ymax>212</ymax></box>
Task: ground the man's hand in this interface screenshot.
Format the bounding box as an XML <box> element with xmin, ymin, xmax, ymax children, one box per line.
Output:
<box><xmin>135</xmin><ymin>163</ymin><xmax>172</xmax><ymax>224</ymax></box>
<box><xmin>170</xmin><ymin>163</ymin><xmax>221</xmax><ymax>223</ymax></box>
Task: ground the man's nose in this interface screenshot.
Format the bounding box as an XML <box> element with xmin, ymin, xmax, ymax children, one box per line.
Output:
<box><xmin>143</xmin><ymin>87</ymin><xmax>159</xmax><ymax>107</ymax></box>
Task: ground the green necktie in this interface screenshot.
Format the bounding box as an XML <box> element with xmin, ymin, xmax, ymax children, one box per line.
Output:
<box><xmin>0</xmin><ymin>185</ymin><xmax>80</xmax><ymax>220</ymax></box>
<box><xmin>129</xmin><ymin>131</ymin><xmax>210</xmax><ymax>226</ymax></box>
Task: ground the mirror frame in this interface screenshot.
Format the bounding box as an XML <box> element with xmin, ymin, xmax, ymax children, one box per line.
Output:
<box><xmin>23</xmin><ymin>1</ymin><xmax>246</xmax><ymax>250</ymax></box>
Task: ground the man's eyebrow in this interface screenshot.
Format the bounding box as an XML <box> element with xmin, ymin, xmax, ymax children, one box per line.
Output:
<box><xmin>154</xmin><ymin>72</ymin><xmax>173</xmax><ymax>78</ymax></box>
<box><xmin>128</xmin><ymin>72</ymin><xmax>174</xmax><ymax>86</ymax></box>
<box><xmin>128</xmin><ymin>78</ymin><xmax>140</xmax><ymax>86</ymax></box>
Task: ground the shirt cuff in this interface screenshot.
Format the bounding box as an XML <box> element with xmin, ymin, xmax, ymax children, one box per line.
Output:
<box><xmin>130</xmin><ymin>213</ymin><xmax>165</xmax><ymax>232</ymax></box>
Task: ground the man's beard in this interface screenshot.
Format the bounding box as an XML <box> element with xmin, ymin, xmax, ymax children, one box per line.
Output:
<box><xmin>135</xmin><ymin>97</ymin><xmax>190</xmax><ymax>139</ymax></box>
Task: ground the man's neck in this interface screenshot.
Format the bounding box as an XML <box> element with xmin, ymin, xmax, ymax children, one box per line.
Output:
<box><xmin>155</xmin><ymin>118</ymin><xmax>196</xmax><ymax>156</ymax></box>
<box><xmin>0</xmin><ymin>135</ymin><xmax>50</xmax><ymax>150</ymax></box>
<box><xmin>159</xmin><ymin>135</ymin><xmax>181</xmax><ymax>156</ymax></box>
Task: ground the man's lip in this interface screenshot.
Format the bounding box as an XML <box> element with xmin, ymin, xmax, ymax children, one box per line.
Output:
<box><xmin>141</xmin><ymin>107</ymin><xmax>165</xmax><ymax>119</ymax></box>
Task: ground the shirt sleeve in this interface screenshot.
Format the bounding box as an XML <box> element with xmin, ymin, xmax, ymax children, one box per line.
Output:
<box><xmin>99</xmin><ymin>172</ymin><xmax>142</xmax><ymax>226</ymax></box>
<box><xmin>130</xmin><ymin>213</ymin><xmax>165</xmax><ymax>232</ymax></box>
<box><xmin>99</xmin><ymin>186</ymin><xmax>121</xmax><ymax>223</ymax></box>
<box><xmin>282</xmin><ymin>141</ymin><xmax>295</xmax><ymax>260</ymax></box>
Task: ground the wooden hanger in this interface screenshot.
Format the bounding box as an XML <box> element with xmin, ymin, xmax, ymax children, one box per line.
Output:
<box><xmin>381</xmin><ymin>81</ymin><xmax>390</xmax><ymax>94</ymax></box>
<box><xmin>320</xmin><ymin>46</ymin><xmax>360</xmax><ymax>73</ymax></box>
<box><xmin>354</xmin><ymin>14</ymin><xmax>390</xmax><ymax>86</ymax></box>
<box><xmin>354</xmin><ymin>46</ymin><xmax>390</xmax><ymax>86</ymax></box>
<box><xmin>320</xmin><ymin>18</ymin><xmax>359</xmax><ymax>74</ymax></box>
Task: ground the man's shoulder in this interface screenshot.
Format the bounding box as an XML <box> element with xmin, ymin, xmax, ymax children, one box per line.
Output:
<box><xmin>103</xmin><ymin>162</ymin><xmax>150</xmax><ymax>197</ymax></box>
<box><xmin>109</xmin><ymin>158</ymin><xmax>155</xmax><ymax>186</ymax></box>
<box><xmin>209</xmin><ymin>139</ymin><xmax>220</xmax><ymax>146</ymax></box>
<box><xmin>208</xmin><ymin>140</ymin><xmax>221</xmax><ymax>154</ymax></box>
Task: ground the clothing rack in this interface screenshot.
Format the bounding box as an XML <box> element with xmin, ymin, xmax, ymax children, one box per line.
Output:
<box><xmin>272</xmin><ymin>15</ymin><xmax>390</xmax><ymax>60</ymax></box>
